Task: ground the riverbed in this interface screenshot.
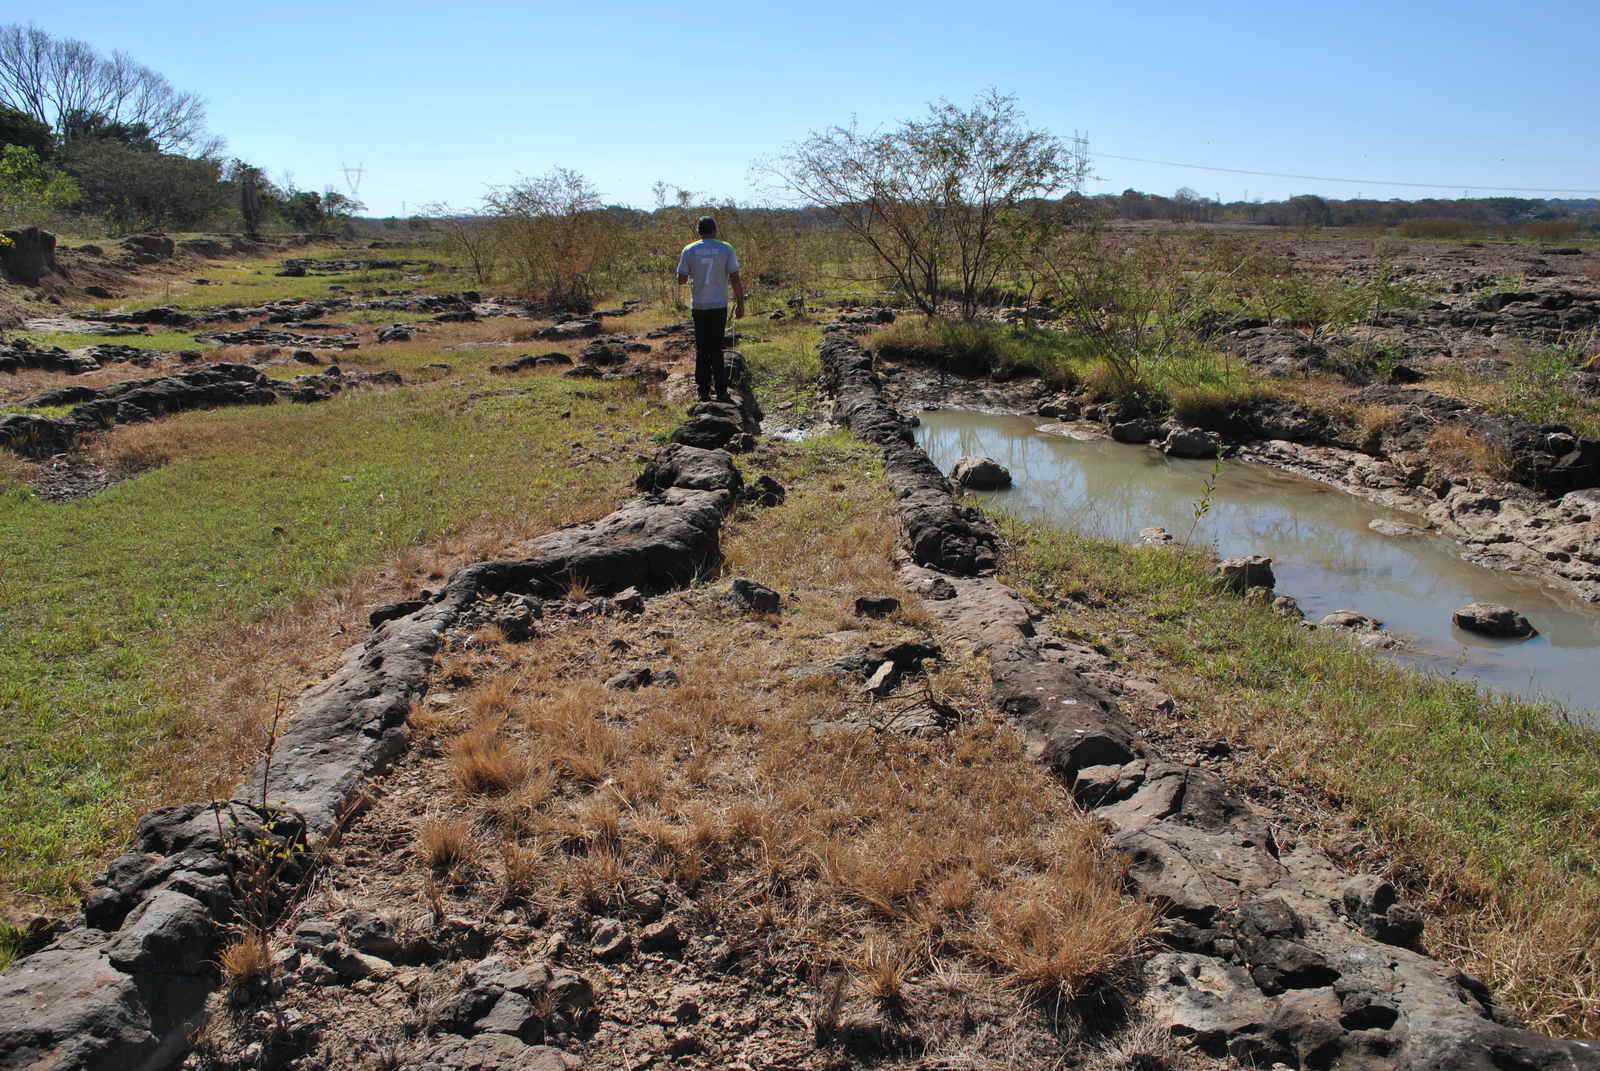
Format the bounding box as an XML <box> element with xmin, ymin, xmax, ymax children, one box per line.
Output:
<box><xmin>916</xmin><ymin>409</ymin><xmax>1600</xmax><ymax>722</ymax></box>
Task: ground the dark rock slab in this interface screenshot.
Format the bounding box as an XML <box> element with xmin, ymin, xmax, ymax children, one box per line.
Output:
<box><xmin>1</xmin><ymin>226</ymin><xmax>62</xmax><ymax>284</ymax></box>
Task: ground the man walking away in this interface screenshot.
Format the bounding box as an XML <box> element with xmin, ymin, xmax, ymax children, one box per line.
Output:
<box><xmin>675</xmin><ymin>216</ymin><xmax>746</xmax><ymax>401</ymax></box>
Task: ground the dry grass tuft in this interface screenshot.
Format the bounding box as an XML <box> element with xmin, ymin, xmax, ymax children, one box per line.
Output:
<box><xmin>409</xmin><ymin>700</ymin><xmax>462</xmax><ymax>739</ymax></box>
<box><xmin>1428</xmin><ymin>424</ymin><xmax>1514</xmax><ymax>478</ymax></box>
<box><xmin>967</xmin><ymin>834</ymin><xmax>1151</xmax><ymax>1000</ymax></box>
<box><xmin>218</xmin><ymin>932</ymin><xmax>272</xmax><ymax>986</ymax></box>
<box><xmin>447</xmin><ymin>725</ymin><xmax>528</xmax><ymax>796</ymax></box>
<box><xmin>418</xmin><ymin>816</ymin><xmax>474</xmax><ymax>870</ymax></box>
<box><xmin>466</xmin><ymin>674</ymin><xmax>517</xmax><ymax>720</ymax></box>
<box><xmin>496</xmin><ymin>838</ymin><xmax>545</xmax><ymax>904</ymax></box>
<box><xmin>88</xmin><ymin>417</ymin><xmax>237</xmax><ymax>479</ymax></box>
<box><xmin>468</xmin><ymin>623</ymin><xmax>508</xmax><ymax>649</ymax></box>
<box><xmin>1352</xmin><ymin>403</ymin><xmax>1398</xmax><ymax>452</ymax></box>
<box><xmin>854</xmin><ymin>935</ymin><xmax>911</xmax><ymax>1003</ymax></box>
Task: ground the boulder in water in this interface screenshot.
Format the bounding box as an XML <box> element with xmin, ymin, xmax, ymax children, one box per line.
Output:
<box><xmin>1452</xmin><ymin>602</ymin><xmax>1537</xmax><ymax>638</ymax></box>
<box><xmin>949</xmin><ymin>455</ymin><xmax>1012</xmax><ymax>490</ymax></box>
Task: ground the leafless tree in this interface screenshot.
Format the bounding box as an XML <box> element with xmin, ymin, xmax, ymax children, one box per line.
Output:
<box><xmin>0</xmin><ymin>23</ymin><xmax>216</xmax><ymax>154</ymax></box>
<box><xmin>484</xmin><ymin>168</ymin><xmax>619</xmax><ymax>309</ymax></box>
<box><xmin>761</xmin><ymin>90</ymin><xmax>1089</xmax><ymax>320</ymax></box>
<box><xmin>424</xmin><ymin>204</ymin><xmax>501</xmax><ymax>286</ymax></box>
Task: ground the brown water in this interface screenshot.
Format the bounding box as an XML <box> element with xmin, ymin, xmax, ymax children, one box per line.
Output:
<box><xmin>916</xmin><ymin>409</ymin><xmax>1600</xmax><ymax>724</ymax></box>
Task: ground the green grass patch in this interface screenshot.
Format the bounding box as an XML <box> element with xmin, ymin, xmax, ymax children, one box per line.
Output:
<box><xmin>1000</xmin><ymin>517</ymin><xmax>1600</xmax><ymax>1035</ymax></box>
<box><xmin>0</xmin><ymin>372</ymin><xmax>674</xmax><ymax>941</ymax></box>
<box><xmin>870</xmin><ymin>316</ymin><xmax>1091</xmax><ymax>385</ymax></box>
<box><xmin>868</xmin><ymin>315</ymin><xmax>1268</xmax><ymax>421</ymax></box>
<box><xmin>16</xmin><ymin>331</ymin><xmax>210</xmax><ymax>352</ymax></box>
<box><xmin>89</xmin><ymin>248</ymin><xmax>462</xmax><ymax>314</ymax></box>
<box><xmin>738</xmin><ymin>318</ymin><xmax>825</xmax><ymax>413</ymax></box>
<box><xmin>0</xmin><ymin>404</ymin><xmax>75</xmax><ymax>418</ymax></box>
<box><xmin>1432</xmin><ymin>340</ymin><xmax>1600</xmax><ymax>439</ymax></box>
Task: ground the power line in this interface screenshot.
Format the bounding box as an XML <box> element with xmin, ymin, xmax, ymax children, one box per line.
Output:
<box><xmin>1093</xmin><ymin>152</ymin><xmax>1600</xmax><ymax>195</ymax></box>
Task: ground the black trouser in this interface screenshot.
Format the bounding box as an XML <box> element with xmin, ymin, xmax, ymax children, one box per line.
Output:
<box><xmin>691</xmin><ymin>305</ymin><xmax>728</xmax><ymax>396</ymax></box>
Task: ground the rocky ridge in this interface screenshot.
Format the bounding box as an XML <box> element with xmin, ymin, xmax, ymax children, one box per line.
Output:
<box><xmin>0</xmin><ymin>377</ymin><xmax>763</xmax><ymax>1071</ymax></box>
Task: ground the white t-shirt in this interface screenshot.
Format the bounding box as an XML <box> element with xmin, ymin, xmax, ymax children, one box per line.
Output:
<box><xmin>676</xmin><ymin>238</ymin><xmax>740</xmax><ymax>310</ymax></box>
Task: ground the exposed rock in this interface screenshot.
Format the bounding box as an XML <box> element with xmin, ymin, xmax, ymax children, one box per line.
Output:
<box><xmin>904</xmin><ymin>574</ymin><xmax>956</xmax><ymax>600</ymax></box>
<box><xmin>604</xmin><ymin>667</ymin><xmax>652</xmax><ymax>690</ymax></box>
<box><xmin>854</xmin><ymin>595</ymin><xmax>900</xmax><ymax>618</ymax></box>
<box><xmin>726</xmin><ymin>577</ymin><xmax>780</xmax><ymax>614</ymax></box>
<box><xmin>1215</xmin><ymin>556</ymin><xmax>1275</xmax><ymax>594</ymax></box>
<box><xmin>375</xmin><ymin>324</ymin><xmax>412</xmax><ymax>343</ymax></box>
<box><xmin>639</xmin><ymin>917</ymin><xmax>685</xmax><ymax>954</ymax></box>
<box><xmin>120</xmin><ymin>235</ymin><xmax>175</xmax><ymax>260</ymax></box>
<box><xmin>533</xmin><ymin>319</ymin><xmax>601</xmax><ymax>341</ymax></box>
<box><xmin>1163</xmin><ymin>426</ymin><xmax>1222</xmax><ymax>459</ymax></box>
<box><xmin>1</xmin><ymin>363</ymin><xmax>286</xmax><ymax>459</ymax></box>
<box><xmin>1</xmin><ymin>226</ymin><xmax>62</xmax><ymax>284</ymax></box>
<box><xmin>578</xmin><ymin>339</ymin><xmax>628</xmax><ymax>366</ymax></box>
<box><xmin>820</xmin><ymin>330</ymin><xmax>999</xmax><ymax>575</ymax></box>
<box><xmin>423</xmin><ymin>1034</ymin><xmax>581</xmax><ymax>1071</ymax></box>
<box><xmin>1452</xmin><ymin>602</ymin><xmax>1538</xmax><ymax>638</ymax></box>
<box><xmin>0</xmin><ymin>339</ymin><xmax>100</xmax><ymax>375</ymax></box>
<box><xmin>744</xmin><ymin>473</ymin><xmax>785</xmax><ymax>507</ymax></box>
<box><xmin>196</xmin><ymin>326</ymin><xmax>356</xmax><ymax>348</ymax></box>
<box><xmin>1370</xmin><ymin>517</ymin><xmax>1427</xmax><ymax>537</ymax></box>
<box><xmin>490</xmin><ymin>352</ymin><xmax>571</xmax><ymax>374</ymax></box>
<box><xmin>1139</xmin><ymin>526</ymin><xmax>1176</xmax><ymax>545</ymax></box>
<box><xmin>590</xmin><ymin>919</ymin><xmax>631</xmax><ymax>962</ymax></box>
<box><xmin>671</xmin><ymin>408</ymin><xmax>745</xmax><ymax>451</ymax></box>
<box><xmin>1320</xmin><ymin>610</ymin><xmax>1383</xmax><ymax>630</ymax></box>
<box><xmin>1037</xmin><ymin>396</ymin><xmax>1081</xmax><ymax>419</ymax></box>
<box><xmin>1218</xmin><ymin>325</ymin><xmax>1331</xmax><ymax>378</ymax></box>
<box><xmin>1111</xmin><ymin>419</ymin><xmax>1159</xmax><ymax>444</ymax></box>
<box><xmin>949</xmin><ymin>455</ymin><xmax>1012</xmax><ymax>490</ymax></box>
<box><xmin>635</xmin><ymin>443</ymin><xmax>743</xmax><ymax>494</ymax></box>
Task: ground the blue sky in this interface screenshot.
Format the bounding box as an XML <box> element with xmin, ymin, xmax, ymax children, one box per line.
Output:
<box><xmin>25</xmin><ymin>0</ymin><xmax>1600</xmax><ymax>215</ymax></box>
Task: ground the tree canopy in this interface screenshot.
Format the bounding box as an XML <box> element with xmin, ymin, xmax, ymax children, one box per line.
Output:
<box><xmin>0</xmin><ymin>23</ymin><xmax>215</xmax><ymax>154</ymax></box>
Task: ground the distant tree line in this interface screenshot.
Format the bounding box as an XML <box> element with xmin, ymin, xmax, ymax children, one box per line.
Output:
<box><xmin>0</xmin><ymin>23</ymin><xmax>363</xmax><ymax>235</ymax></box>
<box><xmin>1095</xmin><ymin>187</ymin><xmax>1599</xmax><ymax>233</ymax></box>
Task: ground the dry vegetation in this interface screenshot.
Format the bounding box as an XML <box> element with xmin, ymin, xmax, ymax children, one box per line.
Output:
<box><xmin>417</xmin><ymin>444</ymin><xmax>1152</xmax><ymax>1007</ymax></box>
<box><xmin>1426</xmin><ymin>424</ymin><xmax>1514</xmax><ymax>479</ymax></box>
<box><xmin>249</xmin><ymin>436</ymin><xmax>1159</xmax><ymax>1068</ymax></box>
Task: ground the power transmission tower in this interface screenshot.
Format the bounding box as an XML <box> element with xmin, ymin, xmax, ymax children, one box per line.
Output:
<box><xmin>340</xmin><ymin>162</ymin><xmax>366</xmax><ymax>200</ymax></box>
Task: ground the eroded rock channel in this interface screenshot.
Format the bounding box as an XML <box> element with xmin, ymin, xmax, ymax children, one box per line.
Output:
<box><xmin>820</xmin><ymin>327</ymin><xmax>1600</xmax><ymax>1070</ymax></box>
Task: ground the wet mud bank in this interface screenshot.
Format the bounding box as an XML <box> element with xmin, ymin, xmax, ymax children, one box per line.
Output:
<box><xmin>820</xmin><ymin>328</ymin><xmax>1600</xmax><ymax>1069</ymax></box>
<box><xmin>0</xmin><ymin>383</ymin><xmax>764</xmax><ymax>1071</ymax></box>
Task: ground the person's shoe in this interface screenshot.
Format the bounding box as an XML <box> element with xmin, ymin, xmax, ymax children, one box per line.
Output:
<box><xmin>697</xmin><ymin>389</ymin><xmax>711</xmax><ymax>402</ymax></box>
<box><xmin>715</xmin><ymin>389</ymin><xmax>732</xmax><ymax>402</ymax></box>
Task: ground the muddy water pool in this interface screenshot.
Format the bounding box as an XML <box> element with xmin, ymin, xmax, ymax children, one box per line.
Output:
<box><xmin>916</xmin><ymin>409</ymin><xmax>1600</xmax><ymax>723</ymax></box>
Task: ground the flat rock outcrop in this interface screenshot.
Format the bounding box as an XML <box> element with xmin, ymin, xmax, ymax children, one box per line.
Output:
<box><xmin>0</xmin><ymin>364</ymin><xmax>400</xmax><ymax>459</ymax></box>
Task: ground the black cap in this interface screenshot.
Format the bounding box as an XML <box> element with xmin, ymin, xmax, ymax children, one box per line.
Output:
<box><xmin>697</xmin><ymin>216</ymin><xmax>716</xmax><ymax>236</ymax></box>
